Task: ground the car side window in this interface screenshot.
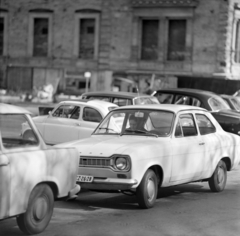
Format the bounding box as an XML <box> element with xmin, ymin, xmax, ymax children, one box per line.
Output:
<box><xmin>112</xmin><ymin>98</ymin><xmax>132</xmax><ymax>106</ymax></box>
<box><xmin>83</xmin><ymin>107</ymin><xmax>102</xmax><ymax>122</ymax></box>
<box><xmin>175</xmin><ymin>114</ymin><xmax>197</xmax><ymax>137</ymax></box>
<box><xmin>174</xmin><ymin>95</ymin><xmax>201</xmax><ymax>107</ymax></box>
<box><xmin>52</xmin><ymin>105</ymin><xmax>76</xmax><ymax>118</ymax></box>
<box><xmin>195</xmin><ymin>114</ymin><xmax>216</xmax><ymax>135</ymax></box>
<box><xmin>0</xmin><ymin>114</ymin><xmax>38</xmax><ymax>148</ymax></box>
<box><xmin>155</xmin><ymin>93</ymin><xmax>173</xmax><ymax>103</ymax></box>
<box><xmin>70</xmin><ymin>107</ymin><xmax>80</xmax><ymax>119</ymax></box>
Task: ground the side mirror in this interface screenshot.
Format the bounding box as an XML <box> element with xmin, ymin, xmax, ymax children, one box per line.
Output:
<box><xmin>48</xmin><ymin>111</ymin><xmax>52</xmax><ymax>116</ymax></box>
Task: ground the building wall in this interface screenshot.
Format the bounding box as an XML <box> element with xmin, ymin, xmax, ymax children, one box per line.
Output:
<box><xmin>0</xmin><ymin>0</ymin><xmax>240</xmax><ymax>95</ymax></box>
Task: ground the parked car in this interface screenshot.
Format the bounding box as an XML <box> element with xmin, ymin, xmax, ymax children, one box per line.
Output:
<box><xmin>58</xmin><ymin>104</ymin><xmax>240</xmax><ymax>209</ymax></box>
<box><xmin>0</xmin><ymin>103</ymin><xmax>80</xmax><ymax>234</ymax></box>
<box><xmin>22</xmin><ymin>100</ymin><xmax>118</xmax><ymax>145</ymax></box>
<box><xmin>81</xmin><ymin>91</ymin><xmax>160</xmax><ymax>106</ymax></box>
<box><xmin>220</xmin><ymin>94</ymin><xmax>240</xmax><ymax>112</ymax></box>
<box><xmin>152</xmin><ymin>88</ymin><xmax>240</xmax><ymax>135</ymax></box>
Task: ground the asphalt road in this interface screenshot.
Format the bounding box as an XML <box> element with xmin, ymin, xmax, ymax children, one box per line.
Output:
<box><xmin>1</xmin><ymin>166</ymin><xmax>240</xmax><ymax>236</ymax></box>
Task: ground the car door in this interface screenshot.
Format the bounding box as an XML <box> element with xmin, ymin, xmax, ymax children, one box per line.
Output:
<box><xmin>195</xmin><ymin>113</ymin><xmax>222</xmax><ymax>178</ymax></box>
<box><xmin>43</xmin><ymin>105</ymin><xmax>82</xmax><ymax>144</ymax></box>
<box><xmin>79</xmin><ymin>106</ymin><xmax>103</xmax><ymax>139</ymax></box>
<box><xmin>170</xmin><ymin>112</ymin><xmax>205</xmax><ymax>183</ymax></box>
<box><xmin>0</xmin><ymin>149</ymin><xmax>10</xmax><ymax>219</ymax></box>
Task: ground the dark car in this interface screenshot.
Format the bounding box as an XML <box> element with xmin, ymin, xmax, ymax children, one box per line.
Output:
<box><xmin>152</xmin><ymin>88</ymin><xmax>240</xmax><ymax>135</ymax></box>
<box><xmin>220</xmin><ymin>94</ymin><xmax>240</xmax><ymax>112</ymax></box>
<box><xmin>81</xmin><ymin>91</ymin><xmax>160</xmax><ymax>107</ymax></box>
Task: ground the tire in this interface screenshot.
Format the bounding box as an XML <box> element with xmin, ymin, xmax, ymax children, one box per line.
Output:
<box><xmin>136</xmin><ymin>169</ymin><xmax>158</xmax><ymax>209</ymax></box>
<box><xmin>208</xmin><ymin>160</ymin><xmax>227</xmax><ymax>192</ymax></box>
<box><xmin>23</xmin><ymin>130</ymin><xmax>36</xmax><ymax>142</ymax></box>
<box><xmin>16</xmin><ymin>184</ymin><xmax>54</xmax><ymax>235</ymax></box>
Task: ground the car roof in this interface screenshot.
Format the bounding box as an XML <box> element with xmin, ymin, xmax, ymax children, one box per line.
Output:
<box><xmin>113</xmin><ymin>103</ymin><xmax>207</xmax><ymax>113</ymax></box>
<box><xmin>154</xmin><ymin>88</ymin><xmax>216</xmax><ymax>96</ymax></box>
<box><xmin>58</xmin><ymin>99</ymin><xmax>118</xmax><ymax>108</ymax></box>
<box><xmin>82</xmin><ymin>91</ymin><xmax>150</xmax><ymax>99</ymax></box>
<box><xmin>0</xmin><ymin>103</ymin><xmax>32</xmax><ymax>114</ymax></box>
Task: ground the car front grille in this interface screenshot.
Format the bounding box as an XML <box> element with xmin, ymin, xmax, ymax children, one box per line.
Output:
<box><xmin>79</xmin><ymin>157</ymin><xmax>112</xmax><ymax>168</ymax></box>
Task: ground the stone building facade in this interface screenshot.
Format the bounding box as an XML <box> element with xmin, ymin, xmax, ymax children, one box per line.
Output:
<box><xmin>0</xmin><ymin>0</ymin><xmax>240</xmax><ymax>95</ymax></box>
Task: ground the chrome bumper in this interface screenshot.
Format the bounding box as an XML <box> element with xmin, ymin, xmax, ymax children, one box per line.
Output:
<box><xmin>77</xmin><ymin>178</ymin><xmax>138</xmax><ymax>191</ymax></box>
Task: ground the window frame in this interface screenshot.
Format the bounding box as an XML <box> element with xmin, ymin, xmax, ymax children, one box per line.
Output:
<box><xmin>233</xmin><ymin>10</ymin><xmax>240</xmax><ymax>64</ymax></box>
<box><xmin>28</xmin><ymin>12</ymin><xmax>53</xmax><ymax>57</ymax></box>
<box><xmin>195</xmin><ymin>113</ymin><xmax>216</xmax><ymax>135</ymax></box>
<box><xmin>0</xmin><ymin>11</ymin><xmax>8</xmax><ymax>56</ymax></box>
<box><xmin>73</xmin><ymin>13</ymin><xmax>100</xmax><ymax>60</ymax></box>
<box><xmin>132</xmin><ymin>8</ymin><xmax>193</xmax><ymax>63</ymax></box>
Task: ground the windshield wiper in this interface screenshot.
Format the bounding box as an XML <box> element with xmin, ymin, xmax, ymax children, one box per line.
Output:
<box><xmin>122</xmin><ymin>129</ymin><xmax>158</xmax><ymax>137</ymax></box>
<box><xmin>98</xmin><ymin>127</ymin><xmax>119</xmax><ymax>134</ymax></box>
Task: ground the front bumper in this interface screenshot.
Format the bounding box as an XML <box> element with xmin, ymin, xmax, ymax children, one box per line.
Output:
<box><xmin>77</xmin><ymin>178</ymin><xmax>138</xmax><ymax>191</ymax></box>
<box><xmin>67</xmin><ymin>184</ymin><xmax>81</xmax><ymax>200</ymax></box>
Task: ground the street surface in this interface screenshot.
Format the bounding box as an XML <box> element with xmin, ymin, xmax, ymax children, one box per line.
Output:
<box><xmin>1</xmin><ymin>166</ymin><xmax>240</xmax><ymax>236</ymax></box>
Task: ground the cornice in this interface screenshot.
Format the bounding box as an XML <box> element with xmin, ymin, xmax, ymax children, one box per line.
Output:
<box><xmin>131</xmin><ymin>0</ymin><xmax>199</xmax><ymax>8</ymax></box>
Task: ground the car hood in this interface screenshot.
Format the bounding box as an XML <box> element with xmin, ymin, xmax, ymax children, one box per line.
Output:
<box><xmin>32</xmin><ymin>115</ymin><xmax>48</xmax><ymax>123</ymax></box>
<box><xmin>57</xmin><ymin>135</ymin><xmax>169</xmax><ymax>157</ymax></box>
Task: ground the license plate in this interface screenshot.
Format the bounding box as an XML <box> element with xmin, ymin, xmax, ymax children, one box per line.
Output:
<box><xmin>76</xmin><ymin>175</ymin><xmax>93</xmax><ymax>183</ymax></box>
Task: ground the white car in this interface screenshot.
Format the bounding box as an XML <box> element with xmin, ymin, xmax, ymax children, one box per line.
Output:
<box><xmin>0</xmin><ymin>103</ymin><xmax>80</xmax><ymax>234</ymax></box>
<box><xmin>59</xmin><ymin>104</ymin><xmax>240</xmax><ymax>209</ymax></box>
<box><xmin>22</xmin><ymin>100</ymin><xmax>118</xmax><ymax>145</ymax></box>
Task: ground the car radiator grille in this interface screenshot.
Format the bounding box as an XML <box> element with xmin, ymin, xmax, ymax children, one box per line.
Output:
<box><xmin>79</xmin><ymin>157</ymin><xmax>111</xmax><ymax>168</ymax></box>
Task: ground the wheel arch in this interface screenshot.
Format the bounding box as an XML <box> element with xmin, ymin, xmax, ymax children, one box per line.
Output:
<box><xmin>220</xmin><ymin>157</ymin><xmax>231</xmax><ymax>171</ymax></box>
<box><xmin>148</xmin><ymin>165</ymin><xmax>164</xmax><ymax>187</ymax></box>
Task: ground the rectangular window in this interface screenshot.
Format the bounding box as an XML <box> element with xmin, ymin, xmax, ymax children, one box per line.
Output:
<box><xmin>79</xmin><ymin>18</ymin><xmax>95</xmax><ymax>59</ymax></box>
<box><xmin>235</xmin><ymin>19</ymin><xmax>240</xmax><ymax>63</ymax></box>
<box><xmin>0</xmin><ymin>17</ymin><xmax>4</xmax><ymax>55</ymax></box>
<box><xmin>74</xmin><ymin>13</ymin><xmax>99</xmax><ymax>60</ymax></box>
<box><xmin>141</xmin><ymin>20</ymin><xmax>159</xmax><ymax>60</ymax></box>
<box><xmin>167</xmin><ymin>19</ymin><xmax>186</xmax><ymax>61</ymax></box>
<box><xmin>33</xmin><ymin>18</ymin><xmax>49</xmax><ymax>57</ymax></box>
<box><xmin>28</xmin><ymin>13</ymin><xmax>52</xmax><ymax>57</ymax></box>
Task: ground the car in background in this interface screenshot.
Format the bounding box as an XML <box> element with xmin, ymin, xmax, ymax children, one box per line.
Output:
<box><xmin>81</xmin><ymin>91</ymin><xmax>160</xmax><ymax>106</ymax></box>
<box><xmin>152</xmin><ymin>88</ymin><xmax>240</xmax><ymax>135</ymax></box>
<box><xmin>220</xmin><ymin>94</ymin><xmax>240</xmax><ymax>112</ymax></box>
<box><xmin>22</xmin><ymin>100</ymin><xmax>118</xmax><ymax>145</ymax></box>
<box><xmin>0</xmin><ymin>103</ymin><xmax>80</xmax><ymax>235</ymax></box>
<box><xmin>58</xmin><ymin>104</ymin><xmax>240</xmax><ymax>209</ymax></box>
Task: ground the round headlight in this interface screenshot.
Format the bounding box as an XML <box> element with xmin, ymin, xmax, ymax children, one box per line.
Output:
<box><xmin>115</xmin><ymin>157</ymin><xmax>127</xmax><ymax>170</ymax></box>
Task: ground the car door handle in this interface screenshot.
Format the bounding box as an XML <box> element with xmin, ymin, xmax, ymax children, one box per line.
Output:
<box><xmin>75</xmin><ymin>123</ymin><xmax>81</xmax><ymax>126</ymax></box>
<box><xmin>199</xmin><ymin>142</ymin><xmax>205</xmax><ymax>145</ymax></box>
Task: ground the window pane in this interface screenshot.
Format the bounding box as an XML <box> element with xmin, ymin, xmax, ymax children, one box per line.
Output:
<box><xmin>235</xmin><ymin>20</ymin><xmax>240</xmax><ymax>63</ymax></box>
<box><xmin>179</xmin><ymin>114</ymin><xmax>197</xmax><ymax>137</ymax></box>
<box><xmin>196</xmin><ymin>114</ymin><xmax>216</xmax><ymax>135</ymax></box>
<box><xmin>168</xmin><ymin>20</ymin><xmax>186</xmax><ymax>61</ymax></box>
<box><xmin>83</xmin><ymin>107</ymin><xmax>102</xmax><ymax>122</ymax></box>
<box><xmin>0</xmin><ymin>114</ymin><xmax>38</xmax><ymax>148</ymax></box>
<box><xmin>79</xmin><ymin>18</ymin><xmax>95</xmax><ymax>59</ymax></box>
<box><xmin>0</xmin><ymin>17</ymin><xmax>3</xmax><ymax>55</ymax></box>
<box><xmin>33</xmin><ymin>18</ymin><xmax>48</xmax><ymax>57</ymax></box>
<box><xmin>141</xmin><ymin>20</ymin><xmax>159</xmax><ymax>60</ymax></box>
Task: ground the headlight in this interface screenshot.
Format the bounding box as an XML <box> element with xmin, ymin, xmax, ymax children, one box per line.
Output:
<box><xmin>115</xmin><ymin>157</ymin><xmax>127</xmax><ymax>170</ymax></box>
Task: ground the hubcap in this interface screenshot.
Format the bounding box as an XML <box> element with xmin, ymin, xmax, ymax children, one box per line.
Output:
<box><xmin>33</xmin><ymin>197</ymin><xmax>48</xmax><ymax>221</ymax></box>
<box><xmin>217</xmin><ymin>167</ymin><xmax>225</xmax><ymax>185</ymax></box>
<box><xmin>147</xmin><ymin>178</ymin><xmax>155</xmax><ymax>201</ymax></box>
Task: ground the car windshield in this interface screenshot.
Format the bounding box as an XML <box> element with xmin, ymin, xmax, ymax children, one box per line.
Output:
<box><xmin>208</xmin><ymin>96</ymin><xmax>231</xmax><ymax>111</ymax></box>
<box><xmin>93</xmin><ymin>109</ymin><xmax>174</xmax><ymax>137</ymax></box>
<box><xmin>134</xmin><ymin>96</ymin><xmax>160</xmax><ymax>105</ymax></box>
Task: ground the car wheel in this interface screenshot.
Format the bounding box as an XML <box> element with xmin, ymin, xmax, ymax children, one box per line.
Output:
<box><xmin>136</xmin><ymin>169</ymin><xmax>158</xmax><ymax>209</ymax></box>
<box><xmin>16</xmin><ymin>184</ymin><xmax>54</xmax><ymax>235</ymax></box>
<box><xmin>23</xmin><ymin>130</ymin><xmax>36</xmax><ymax>142</ymax></box>
<box><xmin>208</xmin><ymin>160</ymin><xmax>227</xmax><ymax>192</ymax></box>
